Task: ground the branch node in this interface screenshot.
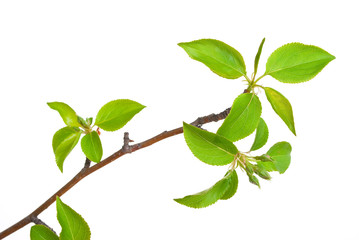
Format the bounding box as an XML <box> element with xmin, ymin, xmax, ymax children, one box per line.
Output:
<box><xmin>122</xmin><ymin>132</ymin><xmax>133</xmax><ymax>153</ymax></box>
<box><xmin>30</xmin><ymin>216</ymin><xmax>57</xmax><ymax>235</ymax></box>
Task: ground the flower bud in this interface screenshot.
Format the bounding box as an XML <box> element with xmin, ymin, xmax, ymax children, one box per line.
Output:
<box><xmin>254</xmin><ymin>154</ymin><xmax>274</xmax><ymax>162</ymax></box>
<box><xmin>247</xmin><ymin>173</ymin><xmax>260</xmax><ymax>188</ymax></box>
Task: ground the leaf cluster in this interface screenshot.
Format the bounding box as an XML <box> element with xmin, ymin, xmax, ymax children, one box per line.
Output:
<box><xmin>176</xmin><ymin>38</ymin><xmax>334</xmax><ymax>208</ymax></box>
<box><xmin>48</xmin><ymin>100</ymin><xmax>145</xmax><ymax>172</ymax></box>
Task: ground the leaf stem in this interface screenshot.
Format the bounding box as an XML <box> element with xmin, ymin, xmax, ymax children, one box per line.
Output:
<box><xmin>253</xmin><ymin>73</ymin><xmax>266</xmax><ymax>84</ymax></box>
<box><xmin>243</xmin><ymin>74</ymin><xmax>252</xmax><ymax>83</ymax></box>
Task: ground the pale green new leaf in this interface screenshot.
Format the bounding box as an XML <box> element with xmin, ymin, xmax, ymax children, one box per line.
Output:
<box><xmin>178</xmin><ymin>39</ymin><xmax>246</xmax><ymax>79</ymax></box>
<box><xmin>52</xmin><ymin>127</ymin><xmax>81</xmax><ymax>172</ymax></box>
<box><xmin>56</xmin><ymin>197</ymin><xmax>91</xmax><ymax>240</ymax></box>
<box><xmin>265</xmin><ymin>43</ymin><xmax>335</xmax><ymax>83</ymax></box>
<box><xmin>174</xmin><ymin>171</ymin><xmax>233</xmax><ymax>208</ymax></box>
<box><xmin>30</xmin><ymin>225</ymin><xmax>59</xmax><ymax>240</ymax></box>
<box><xmin>95</xmin><ymin>99</ymin><xmax>145</xmax><ymax>131</ymax></box>
<box><xmin>264</xmin><ymin>87</ymin><xmax>296</xmax><ymax>135</ymax></box>
<box><xmin>250</xmin><ymin>118</ymin><xmax>269</xmax><ymax>151</ymax></box>
<box><xmin>47</xmin><ymin>102</ymin><xmax>81</xmax><ymax>127</ymax></box>
<box><xmin>183</xmin><ymin>122</ymin><xmax>238</xmax><ymax>166</ymax></box>
<box><xmin>220</xmin><ymin>170</ymin><xmax>238</xmax><ymax>200</ymax></box>
<box><xmin>81</xmin><ymin>131</ymin><xmax>103</xmax><ymax>163</ymax></box>
<box><xmin>258</xmin><ymin>142</ymin><xmax>292</xmax><ymax>174</ymax></box>
<box><xmin>217</xmin><ymin>93</ymin><xmax>262</xmax><ymax>142</ymax></box>
<box><xmin>254</xmin><ymin>38</ymin><xmax>265</xmax><ymax>77</ymax></box>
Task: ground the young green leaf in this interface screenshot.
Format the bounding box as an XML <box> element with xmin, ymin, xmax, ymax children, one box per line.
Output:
<box><xmin>81</xmin><ymin>131</ymin><xmax>103</xmax><ymax>163</ymax></box>
<box><xmin>47</xmin><ymin>102</ymin><xmax>81</xmax><ymax>127</ymax></box>
<box><xmin>265</xmin><ymin>43</ymin><xmax>335</xmax><ymax>83</ymax></box>
<box><xmin>250</xmin><ymin>118</ymin><xmax>269</xmax><ymax>151</ymax></box>
<box><xmin>56</xmin><ymin>196</ymin><xmax>91</xmax><ymax>240</ymax></box>
<box><xmin>178</xmin><ymin>39</ymin><xmax>246</xmax><ymax>79</ymax></box>
<box><xmin>258</xmin><ymin>141</ymin><xmax>292</xmax><ymax>174</ymax></box>
<box><xmin>254</xmin><ymin>38</ymin><xmax>265</xmax><ymax>77</ymax></box>
<box><xmin>30</xmin><ymin>225</ymin><xmax>59</xmax><ymax>240</ymax></box>
<box><xmin>95</xmin><ymin>99</ymin><xmax>145</xmax><ymax>132</ymax></box>
<box><xmin>174</xmin><ymin>171</ymin><xmax>233</xmax><ymax>208</ymax></box>
<box><xmin>77</xmin><ymin>116</ymin><xmax>88</xmax><ymax>128</ymax></box>
<box><xmin>183</xmin><ymin>122</ymin><xmax>238</xmax><ymax>166</ymax></box>
<box><xmin>220</xmin><ymin>170</ymin><xmax>238</xmax><ymax>200</ymax></box>
<box><xmin>264</xmin><ymin>87</ymin><xmax>296</xmax><ymax>135</ymax></box>
<box><xmin>217</xmin><ymin>93</ymin><xmax>262</xmax><ymax>142</ymax></box>
<box><xmin>52</xmin><ymin>127</ymin><xmax>81</xmax><ymax>172</ymax></box>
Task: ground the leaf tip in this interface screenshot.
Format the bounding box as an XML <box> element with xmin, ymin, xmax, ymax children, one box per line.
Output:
<box><xmin>291</xmin><ymin>126</ymin><xmax>297</xmax><ymax>136</ymax></box>
<box><xmin>177</xmin><ymin>42</ymin><xmax>185</xmax><ymax>48</ymax></box>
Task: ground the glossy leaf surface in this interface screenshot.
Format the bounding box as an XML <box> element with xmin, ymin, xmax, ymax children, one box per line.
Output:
<box><xmin>56</xmin><ymin>197</ymin><xmax>91</xmax><ymax>240</ymax></box>
<box><xmin>259</xmin><ymin>142</ymin><xmax>292</xmax><ymax>174</ymax></box>
<box><xmin>217</xmin><ymin>93</ymin><xmax>262</xmax><ymax>142</ymax></box>
<box><xmin>30</xmin><ymin>225</ymin><xmax>59</xmax><ymax>240</ymax></box>
<box><xmin>265</xmin><ymin>43</ymin><xmax>335</xmax><ymax>83</ymax></box>
<box><xmin>178</xmin><ymin>39</ymin><xmax>246</xmax><ymax>79</ymax></box>
<box><xmin>47</xmin><ymin>102</ymin><xmax>81</xmax><ymax>127</ymax></box>
<box><xmin>264</xmin><ymin>87</ymin><xmax>296</xmax><ymax>135</ymax></box>
<box><xmin>81</xmin><ymin>131</ymin><xmax>103</xmax><ymax>163</ymax></box>
<box><xmin>52</xmin><ymin>127</ymin><xmax>81</xmax><ymax>172</ymax></box>
<box><xmin>95</xmin><ymin>99</ymin><xmax>145</xmax><ymax>131</ymax></box>
<box><xmin>250</xmin><ymin>118</ymin><xmax>269</xmax><ymax>151</ymax></box>
<box><xmin>183</xmin><ymin>122</ymin><xmax>238</xmax><ymax>166</ymax></box>
<box><xmin>174</xmin><ymin>171</ymin><xmax>234</xmax><ymax>208</ymax></box>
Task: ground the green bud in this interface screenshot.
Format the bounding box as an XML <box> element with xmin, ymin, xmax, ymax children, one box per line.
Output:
<box><xmin>86</xmin><ymin>117</ymin><xmax>93</xmax><ymax>126</ymax></box>
<box><xmin>77</xmin><ymin>116</ymin><xmax>87</xmax><ymax>127</ymax></box>
<box><xmin>254</xmin><ymin>165</ymin><xmax>271</xmax><ymax>180</ymax></box>
<box><xmin>247</xmin><ymin>173</ymin><xmax>260</xmax><ymax>188</ymax></box>
<box><xmin>254</xmin><ymin>154</ymin><xmax>274</xmax><ymax>162</ymax></box>
<box><xmin>245</xmin><ymin>162</ymin><xmax>254</xmax><ymax>175</ymax></box>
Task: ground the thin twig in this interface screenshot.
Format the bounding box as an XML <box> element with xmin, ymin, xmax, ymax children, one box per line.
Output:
<box><xmin>83</xmin><ymin>158</ymin><xmax>91</xmax><ymax>169</ymax></box>
<box><xmin>0</xmin><ymin>107</ymin><xmax>231</xmax><ymax>239</ymax></box>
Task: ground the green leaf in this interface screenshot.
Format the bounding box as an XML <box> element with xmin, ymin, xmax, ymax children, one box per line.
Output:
<box><xmin>264</xmin><ymin>87</ymin><xmax>296</xmax><ymax>135</ymax></box>
<box><xmin>30</xmin><ymin>225</ymin><xmax>59</xmax><ymax>240</ymax></box>
<box><xmin>220</xmin><ymin>170</ymin><xmax>238</xmax><ymax>200</ymax></box>
<box><xmin>56</xmin><ymin>196</ymin><xmax>91</xmax><ymax>240</ymax></box>
<box><xmin>174</xmin><ymin>171</ymin><xmax>233</xmax><ymax>208</ymax></box>
<box><xmin>183</xmin><ymin>122</ymin><xmax>238</xmax><ymax>166</ymax></box>
<box><xmin>254</xmin><ymin>38</ymin><xmax>265</xmax><ymax>77</ymax></box>
<box><xmin>217</xmin><ymin>93</ymin><xmax>262</xmax><ymax>142</ymax></box>
<box><xmin>178</xmin><ymin>39</ymin><xmax>246</xmax><ymax>79</ymax></box>
<box><xmin>47</xmin><ymin>102</ymin><xmax>81</xmax><ymax>128</ymax></box>
<box><xmin>81</xmin><ymin>131</ymin><xmax>103</xmax><ymax>163</ymax></box>
<box><xmin>258</xmin><ymin>142</ymin><xmax>292</xmax><ymax>174</ymax></box>
<box><xmin>95</xmin><ymin>99</ymin><xmax>145</xmax><ymax>131</ymax></box>
<box><xmin>265</xmin><ymin>42</ymin><xmax>335</xmax><ymax>83</ymax></box>
<box><xmin>52</xmin><ymin>127</ymin><xmax>81</xmax><ymax>172</ymax></box>
<box><xmin>250</xmin><ymin>118</ymin><xmax>269</xmax><ymax>151</ymax></box>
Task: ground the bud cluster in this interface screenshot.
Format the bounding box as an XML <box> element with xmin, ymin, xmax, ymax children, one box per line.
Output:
<box><xmin>231</xmin><ymin>152</ymin><xmax>274</xmax><ymax>188</ymax></box>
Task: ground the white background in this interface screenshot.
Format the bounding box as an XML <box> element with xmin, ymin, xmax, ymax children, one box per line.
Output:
<box><xmin>0</xmin><ymin>0</ymin><xmax>358</xmax><ymax>239</ymax></box>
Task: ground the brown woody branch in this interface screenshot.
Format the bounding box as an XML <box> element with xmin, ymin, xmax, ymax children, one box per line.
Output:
<box><xmin>0</xmin><ymin>107</ymin><xmax>231</xmax><ymax>239</ymax></box>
